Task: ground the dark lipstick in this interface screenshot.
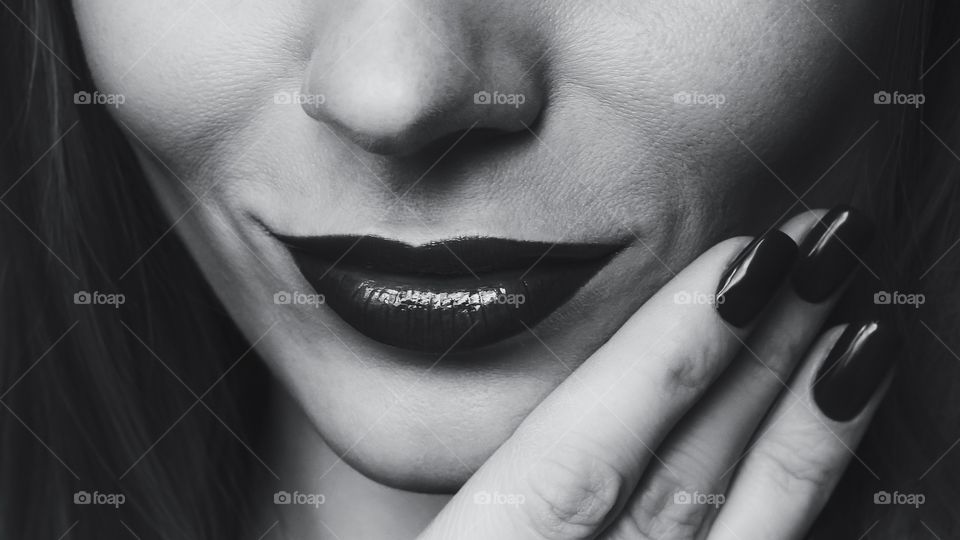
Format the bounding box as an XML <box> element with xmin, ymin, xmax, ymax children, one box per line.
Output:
<box><xmin>277</xmin><ymin>235</ymin><xmax>621</xmax><ymax>352</ymax></box>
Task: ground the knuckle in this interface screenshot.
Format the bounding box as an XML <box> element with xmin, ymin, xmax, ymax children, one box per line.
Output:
<box><xmin>521</xmin><ymin>443</ymin><xmax>626</xmax><ymax>540</ymax></box>
<box><xmin>611</xmin><ymin>473</ymin><xmax>712</xmax><ymax>540</ymax></box>
<box><xmin>752</xmin><ymin>436</ymin><xmax>839</xmax><ymax>495</ymax></box>
<box><xmin>658</xmin><ymin>339</ymin><xmax>720</xmax><ymax>396</ymax></box>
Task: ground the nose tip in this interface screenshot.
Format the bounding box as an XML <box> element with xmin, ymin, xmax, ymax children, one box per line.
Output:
<box><xmin>300</xmin><ymin>6</ymin><xmax>543</xmax><ymax>156</ymax></box>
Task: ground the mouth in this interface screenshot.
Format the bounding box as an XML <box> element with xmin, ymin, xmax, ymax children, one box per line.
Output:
<box><xmin>276</xmin><ymin>234</ymin><xmax>623</xmax><ymax>353</ymax></box>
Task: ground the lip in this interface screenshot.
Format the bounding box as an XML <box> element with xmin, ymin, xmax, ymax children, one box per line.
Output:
<box><xmin>276</xmin><ymin>235</ymin><xmax>622</xmax><ymax>352</ymax></box>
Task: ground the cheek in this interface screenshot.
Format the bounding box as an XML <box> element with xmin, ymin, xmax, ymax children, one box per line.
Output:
<box><xmin>70</xmin><ymin>0</ymin><xmax>893</xmax><ymax>227</ymax></box>
<box><xmin>71</xmin><ymin>0</ymin><xmax>309</xmax><ymax>173</ymax></box>
<box><xmin>574</xmin><ymin>0</ymin><xmax>891</xmax><ymax>222</ymax></box>
<box><xmin>72</xmin><ymin>0</ymin><xmax>888</xmax><ymax>160</ymax></box>
<box><xmin>565</xmin><ymin>0</ymin><xmax>888</xmax><ymax>156</ymax></box>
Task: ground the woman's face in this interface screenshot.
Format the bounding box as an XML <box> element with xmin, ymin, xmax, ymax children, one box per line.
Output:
<box><xmin>73</xmin><ymin>0</ymin><xmax>894</xmax><ymax>490</ymax></box>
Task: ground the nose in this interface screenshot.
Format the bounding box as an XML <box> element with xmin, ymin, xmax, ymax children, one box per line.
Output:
<box><xmin>300</xmin><ymin>1</ymin><xmax>545</xmax><ymax>156</ymax></box>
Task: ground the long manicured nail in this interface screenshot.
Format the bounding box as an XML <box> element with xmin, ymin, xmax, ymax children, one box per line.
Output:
<box><xmin>792</xmin><ymin>205</ymin><xmax>875</xmax><ymax>303</ymax></box>
<box><xmin>813</xmin><ymin>321</ymin><xmax>895</xmax><ymax>422</ymax></box>
<box><xmin>715</xmin><ymin>230</ymin><xmax>797</xmax><ymax>327</ymax></box>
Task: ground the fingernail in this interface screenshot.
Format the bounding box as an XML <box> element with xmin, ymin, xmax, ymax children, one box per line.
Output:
<box><xmin>813</xmin><ymin>321</ymin><xmax>895</xmax><ymax>422</ymax></box>
<box><xmin>715</xmin><ymin>230</ymin><xmax>797</xmax><ymax>327</ymax></box>
<box><xmin>792</xmin><ymin>205</ymin><xmax>875</xmax><ymax>303</ymax></box>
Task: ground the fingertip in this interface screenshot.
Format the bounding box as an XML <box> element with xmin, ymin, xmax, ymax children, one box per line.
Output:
<box><xmin>780</xmin><ymin>208</ymin><xmax>830</xmax><ymax>244</ymax></box>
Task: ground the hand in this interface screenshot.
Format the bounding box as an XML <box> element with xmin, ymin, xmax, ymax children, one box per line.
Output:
<box><xmin>419</xmin><ymin>208</ymin><xmax>891</xmax><ymax>539</ymax></box>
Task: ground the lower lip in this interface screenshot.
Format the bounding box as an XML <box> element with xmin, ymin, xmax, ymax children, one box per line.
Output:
<box><xmin>289</xmin><ymin>256</ymin><xmax>614</xmax><ymax>353</ymax></box>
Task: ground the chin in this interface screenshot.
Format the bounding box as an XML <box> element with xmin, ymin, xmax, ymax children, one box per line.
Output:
<box><xmin>335</xmin><ymin>428</ymin><xmax>499</xmax><ymax>493</ymax></box>
<box><xmin>300</xmin><ymin>355</ymin><xmax>556</xmax><ymax>493</ymax></box>
<box><xmin>282</xmin><ymin>261</ymin><xmax>668</xmax><ymax>493</ymax></box>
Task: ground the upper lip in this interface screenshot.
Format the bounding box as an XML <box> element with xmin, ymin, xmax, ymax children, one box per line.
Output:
<box><xmin>275</xmin><ymin>234</ymin><xmax>624</xmax><ymax>353</ymax></box>
<box><xmin>275</xmin><ymin>235</ymin><xmax>620</xmax><ymax>275</ymax></box>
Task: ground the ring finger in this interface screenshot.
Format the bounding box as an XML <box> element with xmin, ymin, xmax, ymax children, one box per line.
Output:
<box><xmin>600</xmin><ymin>206</ymin><xmax>875</xmax><ymax>539</ymax></box>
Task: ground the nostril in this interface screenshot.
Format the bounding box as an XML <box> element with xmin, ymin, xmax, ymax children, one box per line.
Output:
<box><xmin>366</xmin><ymin>127</ymin><xmax>536</xmax><ymax>192</ymax></box>
<box><xmin>301</xmin><ymin>51</ymin><xmax>484</xmax><ymax>155</ymax></box>
<box><xmin>308</xmin><ymin>80</ymin><xmax>545</xmax><ymax>156</ymax></box>
<box><xmin>298</xmin><ymin>4</ymin><xmax>547</xmax><ymax>157</ymax></box>
<box><xmin>302</xmin><ymin>64</ymin><xmax>443</xmax><ymax>147</ymax></box>
<box><xmin>305</xmin><ymin>79</ymin><xmax>543</xmax><ymax>157</ymax></box>
<box><xmin>303</xmin><ymin>83</ymin><xmax>461</xmax><ymax>156</ymax></box>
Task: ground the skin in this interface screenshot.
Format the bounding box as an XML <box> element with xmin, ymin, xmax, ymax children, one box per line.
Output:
<box><xmin>71</xmin><ymin>0</ymin><xmax>903</xmax><ymax>537</ymax></box>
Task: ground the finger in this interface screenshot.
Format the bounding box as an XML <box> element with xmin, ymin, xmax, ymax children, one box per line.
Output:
<box><xmin>594</xmin><ymin>209</ymin><xmax>825</xmax><ymax>538</ymax></box>
<box><xmin>421</xmin><ymin>230</ymin><xmax>798</xmax><ymax>540</ymax></box>
<box><xmin>707</xmin><ymin>322</ymin><xmax>896</xmax><ymax>540</ymax></box>
<box><xmin>601</xmin><ymin>207</ymin><xmax>873</xmax><ymax>538</ymax></box>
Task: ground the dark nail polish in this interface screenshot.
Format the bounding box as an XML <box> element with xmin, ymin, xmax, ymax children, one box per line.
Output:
<box><xmin>792</xmin><ymin>205</ymin><xmax>875</xmax><ymax>303</ymax></box>
<box><xmin>715</xmin><ymin>230</ymin><xmax>798</xmax><ymax>327</ymax></box>
<box><xmin>813</xmin><ymin>321</ymin><xmax>895</xmax><ymax>422</ymax></box>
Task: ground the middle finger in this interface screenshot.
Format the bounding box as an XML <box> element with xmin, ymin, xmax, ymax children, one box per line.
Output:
<box><xmin>603</xmin><ymin>206</ymin><xmax>874</xmax><ymax>539</ymax></box>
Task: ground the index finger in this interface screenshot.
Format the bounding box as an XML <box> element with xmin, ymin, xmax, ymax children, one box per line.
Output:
<box><xmin>421</xmin><ymin>222</ymin><xmax>808</xmax><ymax>540</ymax></box>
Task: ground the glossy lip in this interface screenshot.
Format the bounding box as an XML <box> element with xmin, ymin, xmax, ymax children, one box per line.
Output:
<box><xmin>275</xmin><ymin>235</ymin><xmax>623</xmax><ymax>352</ymax></box>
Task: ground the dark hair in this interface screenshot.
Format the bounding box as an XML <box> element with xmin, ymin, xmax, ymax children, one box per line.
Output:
<box><xmin>814</xmin><ymin>1</ymin><xmax>960</xmax><ymax>537</ymax></box>
<box><xmin>1</xmin><ymin>0</ymin><xmax>958</xmax><ymax>537</ymax></box>
<box><xmin>1</xmin><ymin>1</ymin><xmax>270</xmax><ymax>537</ymax></box>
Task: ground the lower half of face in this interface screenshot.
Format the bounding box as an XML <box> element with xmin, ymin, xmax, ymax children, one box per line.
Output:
<box><xmin>74</xmin><ymin>0</ymin><xmax>902</xmax><ymax>491</ymax></box>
